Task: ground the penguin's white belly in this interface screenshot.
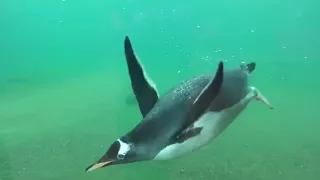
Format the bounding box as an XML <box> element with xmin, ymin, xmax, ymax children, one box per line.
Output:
<box><xmin>154</xmin><ymin>92</ymin><xmax>254</xmax><ymax>160</ymax></box>
<box><xmin>153</xmin><ymin>110</ymin><xmax>234</xmax><ymax>160</ymax></box>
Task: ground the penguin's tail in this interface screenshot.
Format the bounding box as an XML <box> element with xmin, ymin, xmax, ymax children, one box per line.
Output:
<box><xmin>244</xmin><ymin>62</ymin><xmax>256</xmax><ymax>74</ymax></box>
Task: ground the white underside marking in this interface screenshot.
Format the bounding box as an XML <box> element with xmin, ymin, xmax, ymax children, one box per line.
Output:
<box><xmin>135</xmin><ymin>54</ymin><xmax>160</xmax><ymax>98</ymax></box>
<box><xmin>193</xmin><ymin>75</ymin><xmax>215</xmax><ymax>104</ymax></box>
<box><xmin>154</xmin><ymin>87</ymin><xmax>258</xmax><ymax>160</ymax></box>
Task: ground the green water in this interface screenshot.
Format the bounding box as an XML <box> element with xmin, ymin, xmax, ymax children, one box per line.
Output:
<box><xmin>1</xmin><ymin>0</ymin><xmax>319</xmax><ymax>180</ymax></box>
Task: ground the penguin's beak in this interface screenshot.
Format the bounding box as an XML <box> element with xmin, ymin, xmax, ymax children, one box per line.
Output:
<box><xmin>85</xmin><ymin>159</ymin><xmax>115</xmax><ymax>172</ymax></box>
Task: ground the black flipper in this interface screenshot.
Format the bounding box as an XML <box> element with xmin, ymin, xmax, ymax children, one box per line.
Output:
<box><xmin>124</xmin><ymin>36</ymin><xmax>159</xmax><ymax>117</ymax></box>
<box><xmin>174</xmin><ymin>62</ymin><xmax>224</xmax><ymax>142</ymax></box>
<box><xmin>189</xmin><ymin>61</ymin><xmax>224</xmax><ymax>122</ymax></box>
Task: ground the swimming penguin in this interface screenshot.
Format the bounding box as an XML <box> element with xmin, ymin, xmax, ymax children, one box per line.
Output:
<box><xmin>85</xmin><ymin>36</ymin><xmax>273</xmax><ymax>172</ymax></box>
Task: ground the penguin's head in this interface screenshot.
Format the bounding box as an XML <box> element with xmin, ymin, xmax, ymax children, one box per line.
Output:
<box><xmin>85</xmin><ymin>139</ymin><xmax>144</xmax><ymax>172</ymax></box>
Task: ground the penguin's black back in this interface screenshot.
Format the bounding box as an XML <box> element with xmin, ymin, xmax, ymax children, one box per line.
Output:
<box><xmin>124</xmin><ymin>74</ymin><xmax>212</xmax><ymax>158</ymax></box>
<box><xmin>123</xmin><ymin>66</ymin><xmax>251</xmax><ymax>159</ymax></box>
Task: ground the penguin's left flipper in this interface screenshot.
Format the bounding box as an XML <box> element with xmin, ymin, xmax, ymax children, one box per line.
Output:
<box><xmin>124</xmin><ymin>36</ymin><xmax>160</xmax><ymax>117</ymax></box>
<box><xmin>175</xmin><ymin>62</ymin><xmax>224</xmax><ymax>142</ymax></box>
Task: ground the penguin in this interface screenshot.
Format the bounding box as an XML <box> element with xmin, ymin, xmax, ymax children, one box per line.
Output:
<box><xmin>85</xmin><ymin>36</ymin><xmax>273</xmax><ymax>172</ymax></box>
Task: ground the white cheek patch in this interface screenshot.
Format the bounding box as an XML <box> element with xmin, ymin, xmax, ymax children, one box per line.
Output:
<box><xmin>117</xmin><ymin>139</ymin><xmax>131</xmax><ymax>157</ymax></box>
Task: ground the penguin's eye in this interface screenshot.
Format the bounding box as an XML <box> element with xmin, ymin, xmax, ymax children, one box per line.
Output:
<box><xmin>117</xmin><ymin>154</ymin><xmax>125</xmax><ymax>159</ymax></box>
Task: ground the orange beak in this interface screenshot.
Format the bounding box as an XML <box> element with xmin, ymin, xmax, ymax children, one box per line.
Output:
<box><xmin>85</xmin><ymin>160</ymin><xmax>115</xmax><ymax>172</ymax></box>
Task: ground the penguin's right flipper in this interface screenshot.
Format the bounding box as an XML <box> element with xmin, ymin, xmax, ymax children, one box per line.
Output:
<box><xmin>175</xmin><ymin>61</ymin><xmax>224</xmax><ymax>140</ymax></box>
<box><xmin>190</xmin><ymin>61</ymin><xmax>224</xmax><ymax>120</ymax></box>
<box><xmin>124</xmin><ymin>36</ymin><xmax>160</xmax><ymax>117</ymax></box>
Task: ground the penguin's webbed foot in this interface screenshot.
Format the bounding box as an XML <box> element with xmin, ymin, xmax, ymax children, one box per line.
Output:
<box><xmin>250</xmin><ymin>86</ymin><xmax>274</xmax><ymax>109</ymax></box>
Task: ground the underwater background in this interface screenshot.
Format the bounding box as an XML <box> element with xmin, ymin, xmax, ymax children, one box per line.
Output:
<box><xmin>1</xmin><ymin>0</ymin><xmax>319</xmax><ymax>179</ymax></box>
